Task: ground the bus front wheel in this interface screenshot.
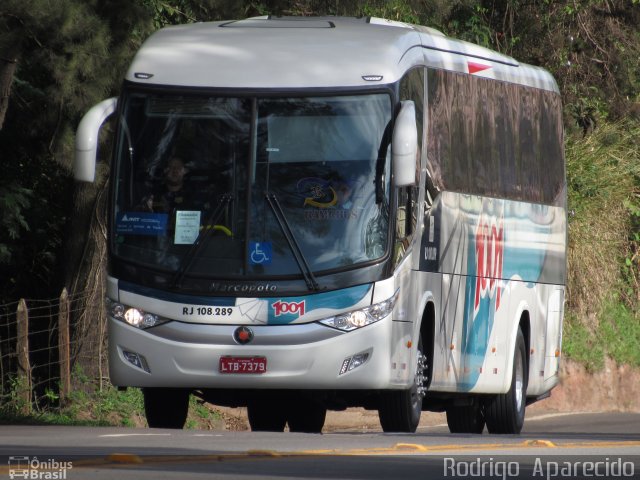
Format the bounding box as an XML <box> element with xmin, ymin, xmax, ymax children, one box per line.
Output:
<box><xmin>378</xmin><ymin>336</ymin><xmax>427</xmax><ymax>433</ymax></box>
<box><xmin>287</xmin><ymin>400</ymin><xmax>327</xmax><ymax>433</ymax></box>
<box><xmin>247</xmin><ymin>398</ymin><xmax>287</xmax><ymax>432</ymax></box>
<box><xmin>143</xmin><ymin>387</ymin><xmax>190</xmax><ymax>429</ymax></box>
<box><xmin>484</xmin><ymin>328</ymin><xmax>528</xmax><ymax>434</ymax></box>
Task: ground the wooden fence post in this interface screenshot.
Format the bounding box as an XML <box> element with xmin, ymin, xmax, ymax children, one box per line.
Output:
<box><xmin>16</xmin><ymin>299</ymin><xmax>31</xmax><ymax>414</ymax></box>
<box><xmin>58</xmin><ymin>288</ymin><xmax>71</xmax><ymax>403</ymax></box>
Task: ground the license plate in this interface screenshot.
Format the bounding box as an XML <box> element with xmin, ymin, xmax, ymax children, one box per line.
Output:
<box><xmin>219</xmin><ymin>356</ymin><xmax>267</xmax><ymax>374</ymax></box>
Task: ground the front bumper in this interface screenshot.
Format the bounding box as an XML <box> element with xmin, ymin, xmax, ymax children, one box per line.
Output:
<box><xmin>108</xmin><ymin>315</ymin><xmax>402</xmax><ymax>390</ymax></box>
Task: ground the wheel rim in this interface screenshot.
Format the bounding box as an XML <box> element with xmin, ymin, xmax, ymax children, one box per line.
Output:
<box><xmin>514</xmin><ymin>350</ymin><xmax>524</xmax><ymax>412</ymax></box>
<box><xmin>412</xmin><ymin>349</ymin><xmax>428</xmax><ymax>409</ymax></box>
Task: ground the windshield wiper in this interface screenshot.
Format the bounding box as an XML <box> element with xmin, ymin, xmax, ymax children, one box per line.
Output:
<box><xmin>264</xmin><ymin>192</ymin><xmax>320</xmax><ymax>292</ymax></box>
<box><xmin>171</xmin><ymin>194</ymin><xmax>233</xmax><ymax>288</ymax></box>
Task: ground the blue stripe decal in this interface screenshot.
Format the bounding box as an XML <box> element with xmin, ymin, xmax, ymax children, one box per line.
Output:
<box><xmin>267</xmin><ymin>284</ymin><xmax>372</xmax><ymax>325</ymax></box>
<box><xmin>118</xmin><ymin>281</ymin><xmax>372</xmax><ymax>323</ymax></box>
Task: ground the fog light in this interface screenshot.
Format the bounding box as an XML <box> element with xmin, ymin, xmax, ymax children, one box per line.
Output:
<box><xmin>339</xmin><ymin>350</ymin><xmax>371</xmax><ymax>375</ymax></box>
<box><xmin>123</xmin><ymin>350</ymin><xmax>151</xmax><ymax>373</ymax></box>
<box><xmin>349</xmin><ymin>352</ymin><xmax>369</xmax><ymax>370</ymax></box>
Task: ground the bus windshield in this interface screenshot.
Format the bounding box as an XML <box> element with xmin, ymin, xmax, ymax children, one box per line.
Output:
<box><xmin>112</xmin><ymin>92</ymin><xmax>392</xmax><ymax>281</ymax></box>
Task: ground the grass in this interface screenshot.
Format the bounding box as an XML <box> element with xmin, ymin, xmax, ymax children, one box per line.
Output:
<box><xmin>562</xmin><ymin>297</ymin><xmax>640</xmax><ymax>372</ymax></box>
<box><xmin>565</xmin><ymin>120</ymin><xmax>640</xmax><ymax>322</ymax></box>
<box><xmin>562</xmin><ymin>118</ymin><xmax>640</xmax><ymax>371</ymax></box>
<box><xmin>0</xmin><ymin>384</ymin><xmax>145</xmax><ymax>427</ymax></box>
<box><xmin>599</xmin><ymin>300</ymin><xmax>640</xmax><ymax>367</ymax></box>
<box><xmin>0</xmin><ymin>383</ymin><xmax>226</xmax><ymax>429</ymax></box>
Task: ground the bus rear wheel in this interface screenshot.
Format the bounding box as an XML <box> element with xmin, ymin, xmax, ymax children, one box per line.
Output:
<box><xmin>143</xmin><ymin>387</ymin><xmax>190</xmax><ymax>429</ymax></box>
<box><xmin>446</xmin><ymin>404</ymin><xmax>485</xmax><ymax>434</ymax></box>
<box><xmin>484</xmin><ymin>328</ymin><xmax>528</xmax><ymax>434</ymax></box>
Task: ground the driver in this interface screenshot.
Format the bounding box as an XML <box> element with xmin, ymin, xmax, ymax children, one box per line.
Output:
<box><xmin>140</xmin><ymin>156</ymin><xmax>191</xmax><ymax>213</ymax></box>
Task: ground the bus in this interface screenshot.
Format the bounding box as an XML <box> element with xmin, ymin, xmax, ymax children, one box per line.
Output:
<box><xmin>74</xmin><ymin>16</ymin><xmax>566</xmax><ymax>434</ymax></box>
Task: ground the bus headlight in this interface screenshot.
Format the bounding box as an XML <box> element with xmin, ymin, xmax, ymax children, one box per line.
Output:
<box><xmin>319</xmin><ymin>290</ymin><xmax>398</xmax><ymax>332</ymax></box>
<box><xmin>105</xmin><ymin>298</ymin><xmax>170</xmax><ymax>329</ymax></box>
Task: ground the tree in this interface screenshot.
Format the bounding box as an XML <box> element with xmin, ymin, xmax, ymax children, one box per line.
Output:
<box><xmin>0</xmin><ymin>1</ymin><xmax>155</xmax><ymax>387</ymax></box>
<box><xmin>0</xmin><ymin>0</ymin><xmax>110</xmax><ymax>302</ymax></box>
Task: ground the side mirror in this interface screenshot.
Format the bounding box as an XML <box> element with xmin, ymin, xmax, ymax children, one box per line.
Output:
<box><xmin>74</xmin><ymin>97</ymin><xmax>117</xmax><ymax>182</ymax></box>
<box><xmin>391</xmin><ymin>100</ymin><xmax>418</xmax><ymax>187</ymax></box>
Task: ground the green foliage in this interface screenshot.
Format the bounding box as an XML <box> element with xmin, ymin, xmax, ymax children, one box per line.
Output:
<box><xmin>142</xmin><ymin>0</ymin><xmax>198</xmax><ymax>28</ymax></box>
<box><xmin>0</xmin><ymin>376</ymin><xmax>31</xmax><ymax>416</ymax></box>
<box><xmin>622</xmin><ymin>198</ymin><xmax>640</xmax><ymax>303</ymax></box>
<box><xmin>445</xmin><ymin>4</ymin><xmax>493</xmax><ymax>48</ymax></box>
<box><xmin>563</xmin><ymin>299</ymin><xmax>640</xmax><ymax>371</ymax></box>
<box><xmin>566</xmin><ymin>121</ymin><xmax>640</xmax><ymax>322</ymax></box>
<box><xmin>562</xmin><ymin>313</ymin><xmax>605</xmax><ymax>372</ymax></box>
<box><xmin>0</xmin><ymin>381</ymin><xmax>229</xmax><ymax>428</ymax></box>
<box><xmin>563</xmin><ymin>119</ymin><xmax>640</xmax><ymax>370</ymax></box>
<box><xmin>0</xmin><ymin>184</ymin><xmax>31</xmax><ymax>264</ymax></box>
<box><xmin>0</xmin><ymin>364</ymin><xmax>225</xmax><ymax>427</ymax></box>
<box><xmin>600</xmin><ymin>300</ymin><xmax>640</xmax><ymax>367</ymax></box>
<box><xmin>0</xmin><ymin>0</ymin><xmax>158</xmax><ymax>302</ymax></box>
<box><xmin>360</xmin><ymin>0</ymin><xmax>421</xmax><ymax>23</ymax></box>
<box><xmin>43</xmin><ymin>387</ymin><xmax>59</xmax><ymax>403</ymax></box>
<box><xmin>0</xmin><ymin>384</ymin><xmax>144</xmax><ymax>427</ymax></box>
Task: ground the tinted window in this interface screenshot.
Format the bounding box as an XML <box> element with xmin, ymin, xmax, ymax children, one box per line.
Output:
<box><xmin>426</xmin><ymin>69</ymin><xmax>565</xmax><ymax>206</ymax></box>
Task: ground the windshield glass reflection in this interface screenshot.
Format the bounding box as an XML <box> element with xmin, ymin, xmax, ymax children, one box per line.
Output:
<box><xmin>112</xmin><ymin>92</ymin><xmax>391</xmax><ymax>281</ymax></box>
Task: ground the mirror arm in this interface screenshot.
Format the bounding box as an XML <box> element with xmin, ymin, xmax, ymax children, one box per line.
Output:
<box><xmin>74</xmin><ymin>97</ymin><xmax>117</xmax><ymax>182</ymax></box>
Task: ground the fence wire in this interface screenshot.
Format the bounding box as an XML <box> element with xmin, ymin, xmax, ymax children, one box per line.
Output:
<box><xmin>0</xmin><ymin>288</ymin><xmax>108</xmax><ymax>410</ymax></box>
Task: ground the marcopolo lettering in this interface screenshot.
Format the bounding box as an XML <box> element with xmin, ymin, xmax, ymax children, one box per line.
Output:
<box><xmin>210</xmin><ymin>282</ymin><xmax>277</xmax><ymax>293</ymax></box>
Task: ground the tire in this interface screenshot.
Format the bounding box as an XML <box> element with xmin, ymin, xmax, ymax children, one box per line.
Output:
<box><xmin>247</xmin><ymin>399</ymin><xmax>287</xmax><ymax>432</ymax></box>
<box><xmin>446</xmin><ymin>404</ymin><xmax>485</xmax><ymax>434</ymax></box>
<box><xmin>378</xmin><ymin>336</ymin><xmax>427</xmax><ymax>433</ymax></box>
<box><xmin>484</xmin><ymin>328</ymin><xmax>528</xmax><ymax>434</ymax></box>
<box><xmin>287</xmin><ymin>400</ymin><xmax>327</xmax><ymax>433</ymax></box>
<box><xmin>143</xmin><ymin>387</ymin><xmax>190</xmax><ymax>429</ymax></box>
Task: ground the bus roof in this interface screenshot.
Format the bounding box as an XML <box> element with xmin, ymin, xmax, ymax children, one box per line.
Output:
<box><xmin>126</xmin><ymin>16</ymin><xmax>559</xmax><ymax>93</ymax></box>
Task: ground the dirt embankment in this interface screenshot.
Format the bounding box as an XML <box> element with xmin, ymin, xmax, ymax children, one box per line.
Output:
<box><xmin>213</xmin><ymin>359</ymin><xmax>640</xmax><ymax>432</ymax></box>
<box><xmin>528</xmin><ymin>358</ymin><xmax>640</xmax><ymax>414</ymax></box>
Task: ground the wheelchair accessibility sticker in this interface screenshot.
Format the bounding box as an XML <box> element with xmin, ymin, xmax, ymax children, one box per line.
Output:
<box><xmin>249</xmin><ymin>242</ymin><xmax>272</xmax><ymax>265</ymax></box>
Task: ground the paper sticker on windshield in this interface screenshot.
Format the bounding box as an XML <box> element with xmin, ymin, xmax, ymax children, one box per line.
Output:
<box><xmin>174</xmin><ymin>210</ymin><xmax>201</xmax><ymax>245</ymax></box>
<box><xmin>249</xmin><ymin>242</ymin><xmax>272</xmax><ymax>265</ymax></box>
<box><xmin>116</xmin><ymin>212</ymin><xmax>168</xmax><ymax>236</ymax></box>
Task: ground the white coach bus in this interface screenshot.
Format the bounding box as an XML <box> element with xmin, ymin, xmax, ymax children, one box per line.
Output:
<box><xmin>75</xmin><ymin>16</ymin><xmax>566</xmax><ymax>434</ymax></box>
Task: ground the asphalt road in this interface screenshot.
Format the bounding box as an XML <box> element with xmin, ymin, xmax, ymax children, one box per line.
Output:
<box><xmin>1</xmin><ymin>412</ymin><xmax>639</xmax><ymax>480</ymax></box>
